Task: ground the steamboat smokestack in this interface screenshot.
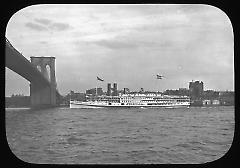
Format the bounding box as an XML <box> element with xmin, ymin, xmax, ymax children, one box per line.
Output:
<box><xmin>113</xmin><ymin>83</ymin><xmax>117</xmax><ymax>96</ymax></box>
<box><xmin>107</xmin><ymin>83</ymin><xmax>111</xmax><ymax>96</ymax></box>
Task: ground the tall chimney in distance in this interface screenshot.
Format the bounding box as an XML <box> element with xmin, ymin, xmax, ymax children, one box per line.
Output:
<box><xmin>113</xmin><ymin>83</ymin><xmax>117</xmax><ymax>96</ymax></box>
<box><xmin>107</xmin><ymin>83</ymin><xmax>111</xmax><ymax>96</ymax></box>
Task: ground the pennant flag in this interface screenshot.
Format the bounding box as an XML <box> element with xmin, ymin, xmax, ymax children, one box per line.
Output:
<box><xmin>97</xmin><ymin>76</ymin><xmax>104</xmax><ymax>81</ymax></box>
<box><xmin>157</xmin><ymin>74</ymin><xmax>164</xmax><ymax>79</ymax></box>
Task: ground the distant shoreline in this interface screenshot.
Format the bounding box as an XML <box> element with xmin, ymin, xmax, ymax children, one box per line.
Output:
<box><xmin>5</xmin><ymin>107</ymin><xmax>31</xmax><ymax>110</ymax></box>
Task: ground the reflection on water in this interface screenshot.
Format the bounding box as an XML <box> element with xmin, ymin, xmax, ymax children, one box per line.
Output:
<box><xmin>5</xmin><ymin>106</ymin><xmax>234</xmax><ymax>164</ymax></box>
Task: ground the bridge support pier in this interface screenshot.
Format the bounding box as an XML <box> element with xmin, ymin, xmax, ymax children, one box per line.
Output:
<box><xmin>30</xmin><ymin>57</ymin><xmax>56</xmax><ymax>108</ymax></box>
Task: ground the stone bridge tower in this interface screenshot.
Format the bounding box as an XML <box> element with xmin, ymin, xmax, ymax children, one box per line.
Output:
<box><xmin>30</xmin><ymin>57</ymin><xmax>56</xmax><ymax>107</ymax></box>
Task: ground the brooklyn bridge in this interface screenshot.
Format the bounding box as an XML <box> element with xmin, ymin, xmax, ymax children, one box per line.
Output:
<box><xmin>5</xmin><ymin>38</ymin><xmax>62</xmax><ymax>108</ymax></box>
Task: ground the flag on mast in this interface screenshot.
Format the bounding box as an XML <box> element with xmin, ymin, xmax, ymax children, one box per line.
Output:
<box><xmin>156</xmin><ymin>74</ymin><xmax>164</xmax><ymax>79</ymax></box>
<box><xmin>97</xmin><ymin>76</ymin><xmax>104</xmax><ymax>81</ymax></box>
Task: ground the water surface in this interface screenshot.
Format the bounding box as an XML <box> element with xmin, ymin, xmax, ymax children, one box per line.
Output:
<box><xmin>5</xmin><ymin>106</ymin><xmax>234</xmax><ymax>164</ymax></box>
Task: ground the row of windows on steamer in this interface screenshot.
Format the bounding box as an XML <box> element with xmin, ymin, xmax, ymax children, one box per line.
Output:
<box><xmin>120</xmin><ymin>98</ymin><xmax>189</xmax><ymax>101</ymax></box>
<box><xmin>120</xmin><ymin>96</ymin><xmax>189</xmax><ymax>99</ymax></box>
<box><xmin>88</xmin><ymin>96</ymin><xmax>189</xmax><ymax>101</ymax></box>
<box><xmin>92</xmin><ymin>98</ymin><xmax>188</xmax><ymax>101</ymax></box>
<box><xmin>120</xmin><ymin>100</ymin><xmax>187</xmax><ymax>103</ymax></box>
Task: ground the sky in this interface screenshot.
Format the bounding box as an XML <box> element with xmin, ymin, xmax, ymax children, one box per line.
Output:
<box><xmin>5</xmin><ymin>4</ymin><xmax>234</xmax><ymax>96</ymax></box>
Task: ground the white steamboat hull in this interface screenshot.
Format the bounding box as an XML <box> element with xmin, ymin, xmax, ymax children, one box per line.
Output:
<box><xmin>70</xmin><ymin>101</ymin><xmax>190</xmax><ymax>109</ymax></box>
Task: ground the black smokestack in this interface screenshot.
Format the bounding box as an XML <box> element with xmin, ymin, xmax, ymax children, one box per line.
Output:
<box><xmin>113</xmin><ymin>83</ymin><xmax>117</xmax><ymax>96</ymax></box>
<box><xmin>107</xmin><ymin>83</ymin><xmax>111</xmax><ymax>96</ymax></box>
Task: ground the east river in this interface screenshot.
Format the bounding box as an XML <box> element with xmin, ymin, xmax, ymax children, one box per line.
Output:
<box><xmin>5</xmin><ymin>106</ymin><xmax>234</xmax><ymax>164</ymax></box>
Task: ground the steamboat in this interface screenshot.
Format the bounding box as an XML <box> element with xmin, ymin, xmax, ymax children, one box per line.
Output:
<box><xmin>70</xmin><ymin>93</ymin><xmax>190</xmax><ymax>108</ymax></box>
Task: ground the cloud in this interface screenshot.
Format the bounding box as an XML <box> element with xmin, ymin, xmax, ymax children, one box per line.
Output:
<box><xmin>94</xmin><ymin>39</ymin><xmax>138</xmax><ymax>50</ymax></box>
<box><xmin>49</xmin><ymin>22</ymin><xmax>71</xmax><ymax>31</ymax></box>
<box><xmin>6</xmin><ymin>5</ymin><xmax>233</xmax><ymax>95</ymax></box>
<box><xmin>25</xmin><ymin>18</ymin><xmax>71</xmax><ymax>32</ymax></box>
<box><xmin>34</xmin><ymin>18</ymin><xmax>52</xmax><ymax>25</ymax></box>
<box><xmin>39</xmin><ymin>41</ymin><xmax>48</xmax><ymax>44</ymax></box>
<box><xmin>25</xmin><ymin>22</ymin><xmax>47</xmax><ymax>31</ymax></box>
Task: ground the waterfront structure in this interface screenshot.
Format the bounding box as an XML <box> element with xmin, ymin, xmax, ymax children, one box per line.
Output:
<box><xmin>70</xmin><ymin>91</ymin><xmax>86</xmax><ymax>101</ymax></box>
<box><xmin>219</xmin><ymin>91</ymin><xmax>234</xmax><ymax>105</ymax></box>
<box><xmin>86</xmin><ymin>88</ymin><xmax>103</xmax><ymax>96</ymax></box>
<box><xmin>164</xmin><ymin>88</ymin><xmax>189</xmax><ymax>96</ymax></box>
<box><xmin>5</xmin><ymin>95</ymin><xmax>30</xmax><ymax>108</ymax></box>
<box><xmin>178</xmin><ymin>88</ymin><xmax>189</xmax><ymax>96</ymax></box>
<box><xmin>212</xmin><ymin>99</ymin><xmax>220</xmax><ymax>105</ymax></box>
<box><xmin>202</xmin><ymin>99</ymin><xmax>220</xmax><ymax>106</ymax></box>
<box><xmin>189</xmin><ymin>80</ymin><xmax>204</xmax><ymax>100</ymax></box>
<box><xmin>189</xmin><ymin>81</ymin><xmax>234</xmax><ymax>106</ymax></box>
<box><xmin>202</xmin><ymin>99</ymin><xmax>211</xmax><ymax>105</ymax></box>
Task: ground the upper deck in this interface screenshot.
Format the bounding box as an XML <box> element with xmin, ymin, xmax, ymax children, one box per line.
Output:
<box><xmin>86</xmin><ymin>93</ymin><xmax>190</xmax><ymax>104</ymax></box>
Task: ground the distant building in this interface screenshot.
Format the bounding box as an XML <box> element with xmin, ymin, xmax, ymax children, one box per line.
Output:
<box><xmin>219</xmin><ymin>91</ymin><xmax>234</xmax><ymax>106</ymax></box>
<box><xmin>212</xmin><ymin>99</ymin><xmax>220</xmax><ymax>105</ymax></box>
<box><xmin>203</xmin><ymin>90</ymin><xmax>219</xmax><ymax>99</ymax></box>
<box><xmin>189</xmin><ymin>80</ymin><xmax>204</xmax><ymax>100</ymax></box>
<box><xmin>86</xmin><ymin>88</ymin><xmax>103</xmax><ymax>96</ymax></box>
<box><xmin>202</xmin><ymin>99</ymin><xmax>211</xmax><ymax>105</ymax></box>
<box><xmin>5</xmin><ymin>94</ymin><xmax>30</xmax><ymax>107</ymax></box>
<box><xmin>178</xmin><ymin>88</ymin><xmax>189</xmax><ymax>96</ymax></box>
<box><xmin>202</xmin><ymin>99</ymin><xmax>220</xmax><ymax>106</ymax></box>
<box><xmin>163</xmin><ymin>88</ymin><xmax>189</xmax><ymax>96</ymax></box>
<box><xmin>69</xmin><ymin>91</ymin><xmax>86</xmax><ymax>101</ymax></box>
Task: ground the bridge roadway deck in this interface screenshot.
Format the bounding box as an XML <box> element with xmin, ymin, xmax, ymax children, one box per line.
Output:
<box><xmin>6</xmin><ymin>38</ymin><xmax>62</xmax><ymax>108</ymax></box>
<box><xmin>5</xmin><ymin>39</ymin><xmax>50</xmax><ymax>88</ymax></box>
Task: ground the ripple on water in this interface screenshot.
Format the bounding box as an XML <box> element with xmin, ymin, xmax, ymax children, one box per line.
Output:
<box><xmin>132</xmin><ymin>140</ymin><xmax>149</xmax><ymax>145</ymax></box>
<box><xmin>5</xmin><ymin>106</ymin><xmax>234</xmax><ymax>164</ymax></box>
<box><xmin>66</xmin><ymin>136</ymin><xmax>89</xmax><ymax>146</ymax></box>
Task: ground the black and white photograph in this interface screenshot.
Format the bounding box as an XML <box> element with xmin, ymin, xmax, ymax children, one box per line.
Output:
<box><xmin>5</xmin><ymin>4</ymin><xmax>234</xmax><ymax>164</ymax></box>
